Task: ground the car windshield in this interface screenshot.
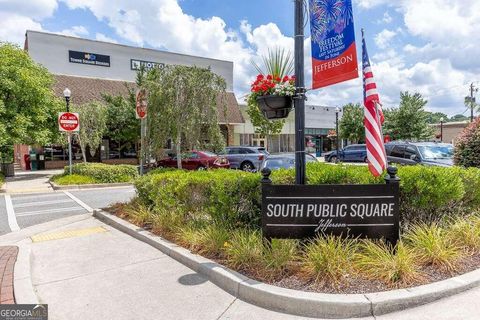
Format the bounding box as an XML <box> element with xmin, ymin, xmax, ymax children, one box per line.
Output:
<box><xmin>417</xmin><ymin>145</ymin><xmax>454</xmax><ymax>159</ymax></box>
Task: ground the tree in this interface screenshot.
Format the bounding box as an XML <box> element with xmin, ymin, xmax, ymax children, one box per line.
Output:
<box><xmin>0</xmin><ymin>43</ymin><xmax>63</xmax><ymax>161</ymax></box>
<box><xmin>72</xmin><ymin>102</ymin><xmax>108</xmax><ymax>162</ymax></box>
<box><xmin>339</xmin><ymin>103</ymin><xmax>364</xmax><ymax>143</ymax></box>
<box><xmin>143</xmin><ymin>65</ymin><xmax>226</xmax><ymax>169</ymax></box>
<box><xmin>383</xmin><ymin>92</ymin><xmax>434</xmax><ymax>141</ymax></box>
<box><xmin>246</xmin><ymin>48</ymin><xmax>294</xmax><ymax>136</ymax></box>
<box><xmin>450</xmin><ymin>114</ymin><xmax>469</xmax><ymax>122</ymax></box>
<box><xmin>102</xmin><ymin>87</ymin><xmax>140</xmax><ymax>158</ymax></box>
<box><xmin>425</xmin><ymin>111</ymin><xmax>448</xmax><ymax>124</ymax></box>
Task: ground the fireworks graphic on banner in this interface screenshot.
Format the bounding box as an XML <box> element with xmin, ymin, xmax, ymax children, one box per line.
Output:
<box><xmin>310</xmin><ymin>0</ymin><xmax>353</xmax><ymax>44</ymax></box>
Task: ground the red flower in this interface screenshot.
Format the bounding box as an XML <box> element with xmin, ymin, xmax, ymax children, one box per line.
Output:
<box><xmin>282</xmin><ymin>75</ymin><xmax>289</xmax><ymax>82</ymax></box>
<box><xmin>267</xmin><ymin>74</ymin><xmax>273</xmax><ymax>80</ymax></box>
<box><xmin>275</xmin><ymin>76</ymin><xmax>281</xmax><ymax>82</ymax></box>
<box><xmin>256</xmin><ymin>74</ymin><xmax>264</xmax><ymax>81</ymax></box>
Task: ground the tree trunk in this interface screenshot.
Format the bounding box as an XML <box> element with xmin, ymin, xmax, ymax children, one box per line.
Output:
<box><xmin>176</xmin><ymin>133</ymin><xmax>182</xmax><ymax>169</ymax></box>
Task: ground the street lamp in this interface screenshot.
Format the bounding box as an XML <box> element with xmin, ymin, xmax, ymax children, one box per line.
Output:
<box><xmin>63</xmin><ymin>88</ymin><xmax>71</xmax><ymax>112</ymax></box>
<box><xmin>63</xmin><ymin>88</ymin><xmax>73</xmax><ymax>174</ymax></box>
<box><xmin>335</xmin><ymin>107</ymin><xmax>341</xmax><ymax>163</ymax></box>
<box><xmin>440</xmin><ymin>117</ymin><xmax>444</xmax><ymax>142</ymax></box>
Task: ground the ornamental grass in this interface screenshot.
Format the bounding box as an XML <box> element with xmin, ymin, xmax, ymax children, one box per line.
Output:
<box><xmin>404</xmin><ymin>223</ymin><xmax>463</xmax><ymax>271</ymax></box>
<box><xmin>446</xmin><ymin>215</ymin><xmax>480</xmax><ymax>254</ymax></box>
<box><xmin>355</xmin><ymin>240</ymin><xmax>421</xmax><ymax>286</ymax></box>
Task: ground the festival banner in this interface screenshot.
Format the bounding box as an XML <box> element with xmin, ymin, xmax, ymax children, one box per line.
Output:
<box><xmin>309</xmin><ymin>0</ymin><xmax>359</xmax><ymax>89</ymax></box>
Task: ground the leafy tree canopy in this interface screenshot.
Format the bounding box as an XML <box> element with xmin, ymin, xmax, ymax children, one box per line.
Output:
<box><xmin>425</xmin><ymin>111</ymin><xmax>448</xmax><ymax>124</ymax></box>
<box><xmin>72</xmin><ymin>101</ymin><xmax>108</xmax><ymax>162</ymax></box>
<box><xmin>383</xmin><ymin>92</ymin><xmax>434</xmax><ymax>141</ymax></box>
<box><xmin>143</xmin><ymin>65</ymin><xmax>226</xmax><ymax>168</ymax></box>
<box><xmin>339</xmin><ymin>103</ymin><xmax>364</xmax><ymax>143</ymax></box>
<box><xmin>0</xmin><ymin>42</ymin><xmax>62</xmax><ymax>149</ymax></box>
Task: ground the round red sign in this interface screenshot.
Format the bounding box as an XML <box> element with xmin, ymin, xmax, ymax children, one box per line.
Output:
<box><xmin>58</xmin><ymin>112</ymin><xmax>79</xmax><ymax>132</ymax></box>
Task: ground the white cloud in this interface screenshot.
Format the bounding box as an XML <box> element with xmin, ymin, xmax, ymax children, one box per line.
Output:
<box><xmin>374</xmin><ymin>29</ymin><xmax>396</xmax><ymax>49</ymax></box>
<box><xmin>0</xmin><ymin>0</ymin><xmax>57</xmax><ymax>19</ymax></box>
<box><xmin>381</xmin><ymin>11</ymin><xmax>393</xmax><ymax>24</ymax></box>
<box><xmin>355</xmin><ymin>0</ymin><xmax>388</xmax><ymax>9</ymax></box>
<box><xmin>0</xmin><ymin>13</ymin><xmax>42</xmax><ymax>45</ymax></box>
<box><xmin>58</xmin><ymin>25</ymin><xmax>89</xmax><ymax>37</ymax></box>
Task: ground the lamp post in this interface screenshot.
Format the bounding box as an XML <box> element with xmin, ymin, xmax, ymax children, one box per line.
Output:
<box><xmin>440</xmin><ymin>117</ymin><xmax>444</xmax><ymax>142</ymax></box>
<box><xmin>335</xmin><ymin>107</ymin><xmax>341</xmax><ymax>163</ymax></box>
<box><xmin>294</xmin><ymin>0</ymin><xmax>306</xmax><ymax>185</ymax></box>
<box><xmin>63</xmin><ymin>88</ymin><xmax>73</xmax><ymax>175</ymax></box>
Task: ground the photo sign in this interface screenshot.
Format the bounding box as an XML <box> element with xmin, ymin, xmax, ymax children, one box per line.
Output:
<box><xmin>309</xmin><ymin>0</ymin><xmax>359</xmax><ymax>89</ymax></box>
<box><xmin>262</xmin><ymin>184</ymin><xmax>400</xmax><ymax>244</ymax></box>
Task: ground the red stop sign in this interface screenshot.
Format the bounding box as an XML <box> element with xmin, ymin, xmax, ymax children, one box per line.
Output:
<box><xmin>58</xmin><ymin>112</ymin><xmax>80</xmax><ymax>132</ymax></box>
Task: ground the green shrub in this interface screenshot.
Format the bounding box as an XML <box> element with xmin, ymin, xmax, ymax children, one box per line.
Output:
<box><xmin>405</xmin><ymin>224</ymin><xmax>462</xmax><ymax>271</ymax></box>
<box><xmin>355</xmin><ymin>240</ymin><xmax>420</xmax><ymax>286</ymax></box>
<box><xmin>302</xmin><ymin>235</ymin><xmax>358</xmax><ymax>284</ymax></box>
<box><xmin>135</xmin><ymin>169</ymin><xmax>261</xmax><ymax>229</ymax></box>
<box><xmin>51</xmin><ymin>174</ymin><xmax>98</xmax><ymax>185</ymax></box>
<box><xmin>261</xmin><ymin>239</ymin><xmax>298</xmax><ymax>279</ymax></box>
<box><xmin>196</xmin><ymin>225</ymin><xmax>230</xmax><ymax>257</ymax></box>
<box><xmin>151</xmin><ymin>207</ymin><xmax>184</xmax><ymax>238</ymax></box>
<box><xmin>224</xmin><ymin>230</ymin><xmax>263</xmax><ymax>269</ymax></box>
<box><xmin>0</xmin><ymin>172</ymin><xmax>5</xmax><ymax>185</ymax></box>
<box><xmin>454</xmin><ymin>118</ymin><xmax>480</xmax><ymax>167</ymax></box>
<box><xmin>67</xmin><ymin>163</ymin><xmax>138</xmax><ymax>183</ymax></box>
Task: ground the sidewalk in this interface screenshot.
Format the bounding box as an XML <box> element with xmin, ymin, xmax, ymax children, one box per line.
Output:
<box><xmin>2</xmin><ymin>169</ymin><xmax>62</xmax><ymax>194</ymax></box>
<box><xmin>2</xmin><ymin>214</ymin><xmax>480</xmax><ymax>319</ymax></box>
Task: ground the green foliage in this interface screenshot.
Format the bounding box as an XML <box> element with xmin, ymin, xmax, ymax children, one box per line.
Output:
<box><xmin>447</xmin><ymin>215</ymin><xmax>480</xmax><ymax>253</ymax></box>
<box><xmin>0</xmin><ymin>42</ymin><xmax>63</xmax><ymax>147</ymax></box>
<box><xmin>225</xmin><ymin>230</ymin><xmax>263</xmax><ymax>269</ymax></box>
<box><xmin>261</xmin><ymin>239</ymin><xmax>298</xmax><ymax>278</ymax></box>
<box><xmin>135</xmin><ymin>169</ymin><xmax>261</xmax><ymax>229</ymax></box>
<box><xmin>454</xmin><ymin>118</ymin><xmax>480</xmax><ymax>168</ymax></box>
<box><xmin>252</xmin><ymin>48</ymin><xmax>294</xmax><ymax>79</ymax></box>
<box><xmin>143</xmin><ymin>65</ymin><xmax>227</xmax><ymax>168</ymax></box>
<box><xmin>102</xmin><ymin>90</ymin><xmax>140</xmax><ymax>155</ymax></box>
<box><xmin>383</xmin><ymin>92</ymin><xmax>434</xmax><ymax>141</ymax></box>
<box><xmin>339</xmin><ymin>103</ymin><xmax>365</xmax><ymax>143</ymax></box>
<box><xmin>405</xmin><ymin>224</ymin><xmax>462</xmax><ymax>271</ymax></box>
<box><xmin>196</xmin><ymin>225</ymin><xmax>231</xmax><ymax>257</ymax></box>
<box><xmin>51</xmin><ymin>174</ymin><xmax>98</xmax><ymax>185</ymax></box>
<box><xmin>72</xmin><ymin>101</ymin><xmax>108</xmax><ymax>162</ymax></box>
<box><xmin>68</xmin><ymin>163</ymin><xmax>138</xmax><ymax>183</ymax></box>
<box><xmin>0</xmin><ymin>172</ymin><xmax>4</xmax><ymax>185</ymax></box>
<box><xmin>425</xmin><ymin>111</ymin><xmax>448</xmax><ymax>124</ymax></box>
<box><xmin>302</xmin><ymin>235</ymin><xmax>358</xmax><ymax>284</ymax></box>
<box><xmin>355</xmin><ymin>240</ymin><xmax>420</xmax><ymax>285</ymax></box>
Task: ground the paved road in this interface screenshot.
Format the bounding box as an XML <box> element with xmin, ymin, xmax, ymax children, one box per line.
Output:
<box><xmin>0</xmin><ymin>186</ymin><xmax>135</xmax><ymax>236</ymax></box>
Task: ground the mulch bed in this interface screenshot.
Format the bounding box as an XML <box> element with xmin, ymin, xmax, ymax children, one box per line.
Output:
<box><xmin>105</xmin><ymin>204</ymin><xmax>480</xmax><ymax>294</ymax></box>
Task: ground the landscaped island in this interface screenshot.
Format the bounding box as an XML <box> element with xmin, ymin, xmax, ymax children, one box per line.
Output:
<box><xmin>106</xmin><ymin>163</ymin><xmax>480</xmax><ymax>294</ymax></box>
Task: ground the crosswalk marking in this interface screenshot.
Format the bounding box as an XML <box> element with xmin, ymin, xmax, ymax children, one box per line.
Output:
<box><xmin>63</xmin><ymin>191</ymin><xmax>93</xmax><ymax>213</ymax></box>
<box><xmin>16</xmin><ymin>207</ymin><xmax>86</xmax><ymax>217</ymax></box>
<box><xmin>4</xmin><ymin>195</ymin><xmax>20</xmax><ymax>232</ymax></box>
<box><xmin>14</xmin><ymin>199</ymin><xmax>73</xmax><ymax>208</ymax></box>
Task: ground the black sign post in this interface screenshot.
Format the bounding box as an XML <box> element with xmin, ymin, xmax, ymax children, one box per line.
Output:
<box><xmin>261</xmin><ymin>167</ymin><xmax>400</xmax><ymax>245</ymax></box>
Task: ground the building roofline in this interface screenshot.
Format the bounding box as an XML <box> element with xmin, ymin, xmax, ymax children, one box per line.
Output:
<box><xmin>25</xmin><ymin>30</ymin><xmax>234</xmax><ymax>66</ymax></box>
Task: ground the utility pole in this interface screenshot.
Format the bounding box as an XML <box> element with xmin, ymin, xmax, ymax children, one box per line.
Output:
<box><xmin>294</xmin><ymin>0</ymin><xmax>306</xmax><ymax>185</ymax></box>
<box><xmin>470</xmin><ymin>83</ymin><xmax>478</xmax><ymax>122</ymax></box>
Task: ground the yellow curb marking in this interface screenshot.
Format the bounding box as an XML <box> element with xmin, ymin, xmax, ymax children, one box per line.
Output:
<box><xmin>31</xmin><ymin>226</ymin><xmax>108</xmax><ymax>243</ymax></box>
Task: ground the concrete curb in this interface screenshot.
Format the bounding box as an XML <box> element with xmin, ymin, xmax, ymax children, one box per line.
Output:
<box><xmin>94</xmin><ymin>209</ymin><xmax>480</xmax><ymax>318</ymax></box>
<box><xmin>14</xmin><ymin>242</ymin><xmax>39</xmax><ymax>304</ymax></box>
<box><xmin>49</xmin><ymin>181</ymin><xmax>133</xmax><ymax>190</ymax></box>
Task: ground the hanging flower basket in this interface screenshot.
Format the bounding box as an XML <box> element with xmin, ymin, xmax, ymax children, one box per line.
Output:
<box><xmin>256</xmin><ymin>95</ymin><xmax>293</xmax><ymax>119</ymax></box>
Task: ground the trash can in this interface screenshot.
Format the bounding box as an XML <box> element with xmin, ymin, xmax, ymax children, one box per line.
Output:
<box><xmin>37</xmin><ymin>153</ymin><xmax>45</xmax><ymax>170</ymax></box>
<box><xmin>30</xmin><ymin>151</ymin><xmax>38</xmax><ymax>171</ymax></box>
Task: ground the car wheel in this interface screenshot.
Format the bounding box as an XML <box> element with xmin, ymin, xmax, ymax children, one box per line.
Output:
<box><xmin>197</xmin><ymin>165</ymin><xmax>207</xmax><ymax>171</ymax></box>
<box><xmin>240</xmin><ymin>161</ymin><xmax>254</xmax><ymax>172</ymax></box>
<box><xmin>329</xmin><ymin>156</ymin><xmax>337</xmax><ymax>163</ymax></box>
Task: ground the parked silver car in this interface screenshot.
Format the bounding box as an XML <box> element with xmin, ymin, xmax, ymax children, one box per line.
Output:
<box><xmin>220</xmin><ymin>146</ymin><xmax>269</xmax><ymax>171</ymax></box>
<box><xmin>260</xmin><ymin>153</ymin><xmax>319</xmax><ymax>171</ymax></box>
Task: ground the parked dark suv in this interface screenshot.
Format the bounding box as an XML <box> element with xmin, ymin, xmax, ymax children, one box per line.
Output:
<box><xmin>324</xmin><ymin>144</ymin><xmax>367</xmax><ymax>163</ymax></box>
<box><xmin>220</xmin><ymin>146</ymin><xmax>269</xmax><ymax>171</ymax></box>
<box><xmin>385</xmin><ymin>142</ymin><xmax>454</xmax><ymax>167</ymax></box>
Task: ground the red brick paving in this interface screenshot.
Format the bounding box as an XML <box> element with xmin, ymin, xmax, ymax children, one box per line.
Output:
<box><xmin>0</xmin><ymin>246</ymin><xmax>18</xmax><ymax>304</ymax></box>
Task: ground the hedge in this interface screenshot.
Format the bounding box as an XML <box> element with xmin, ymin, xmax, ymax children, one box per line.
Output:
<box><xmin>0</xmin><ymin>172</ymin><xmax>4</xmax><ymax>185</ymax></box>
<box><xmin>134</xmin><ymin>163</ymin><xmax>480</xmax><ymax>228</ymax></box>
<box><xmin>66</xmin><ymin>163</ymin><xmax>138</xmax><ymax>183</ymax></box>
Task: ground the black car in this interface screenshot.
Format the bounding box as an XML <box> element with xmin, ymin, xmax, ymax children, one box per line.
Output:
<box><xmin>385</xmin><ymin>142</ymin><xmax>454</xmax><ymax>167</ymax></box>
<box><xmin>324</xmin><ymin>144</ymin><xmax>368</xmax><ymax>163</ymax></box>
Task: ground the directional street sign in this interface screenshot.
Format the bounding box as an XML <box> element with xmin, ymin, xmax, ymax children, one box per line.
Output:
<box><xmin>58</xmin><ymin>112</ymin><xmax>80</xmax><ymax>132</ymax></box>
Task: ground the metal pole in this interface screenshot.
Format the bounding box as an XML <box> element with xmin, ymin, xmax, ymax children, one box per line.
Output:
<box><xmin>140</xmin><ymin>118</ymin><xmax>144</xmax><ymax>176</ymax></box>
<box><xmin>335</xmin><ymin>111</ymin><xmax>339</xmax><ymax>163</ymax></box>
<box><xmin>440</xmin><ymin>121</ymin><xmax>443</xmax><ymax>142</ymax></box>
<box><xmin>68</xmin><ymin>133</ymin><xmax>72</xmax><ymax>175</ymax></box>
<box><xmin>294</xmin><ymin>0</ymin><xmax>306</xmax><ymax>185</ymax></box>
<box><xmin>471</xmin><ymin>83</ymin><xmax>475</xmax><ymax>122</ymax></box>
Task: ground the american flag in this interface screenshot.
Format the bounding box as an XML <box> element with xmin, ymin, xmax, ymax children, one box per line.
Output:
<box><xmin>362</xmin><ymin>29</ymin><xmax>387</xmax><ymax>177</ymax></box>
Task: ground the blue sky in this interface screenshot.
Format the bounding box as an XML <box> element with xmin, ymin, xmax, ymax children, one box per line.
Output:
<box><xmin>1</xmin><ymin>0</ymin><xmax>479</xmax><ymax>117</ymax></box>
